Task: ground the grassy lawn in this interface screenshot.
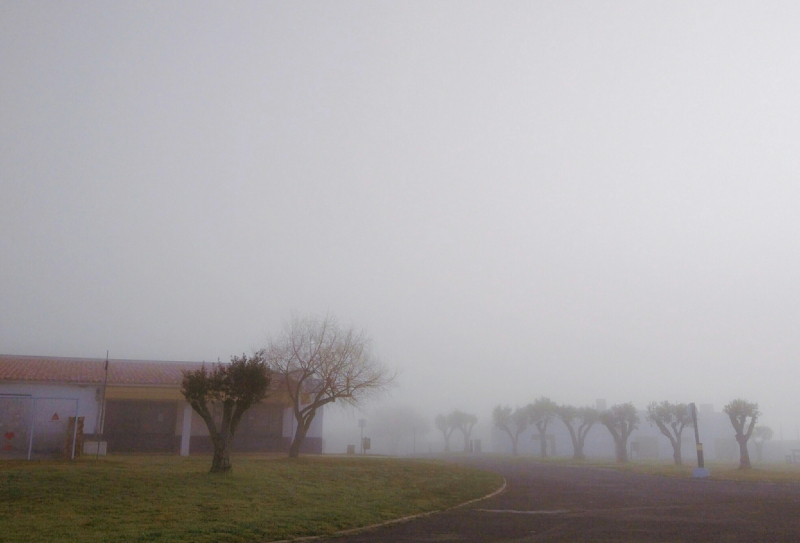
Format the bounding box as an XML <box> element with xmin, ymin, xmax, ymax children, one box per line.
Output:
<box><xmin>0</xmin><ymin>454</ymin><xmax>503</xmax><ymax>543</ymax></box>
<box><xmin>611</xmin><ymin>459</ymin><xmax>800</xmax><ymax>484</ymax></box>
<box><xmin>501</xmin><ymin>454</ymin><xmax>800</xmax><ymax>484</ymax></box>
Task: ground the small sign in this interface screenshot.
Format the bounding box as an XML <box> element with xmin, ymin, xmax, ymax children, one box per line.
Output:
<box><xmin>4</xmin><ymin>432</ymin><xmax>14</xmax><ymax>440</ymax></box>
<box><xmin>51</xmin><ymin>413</ymin><xmax>59</xmax><ymax>421</ymax></box>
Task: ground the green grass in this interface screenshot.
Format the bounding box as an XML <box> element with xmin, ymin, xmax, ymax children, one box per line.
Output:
<box><xmin>0</xmin><ymin>454</ymin><xmax>503</xmax><ymax>543</ymax></box>
<box><xmin>498</xmin><ymin>454</ymin><xmax>800</xmax><ymax>484</ymax></box>
<box><xmin>610</xmin><ymin>459</ymin><xmax>800</xmax><ymax>484</ymax></box>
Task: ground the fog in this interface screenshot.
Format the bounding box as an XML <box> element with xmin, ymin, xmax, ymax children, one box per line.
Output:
<box><xmin>3</xmin><ymin>2</ymin><xmax>800</xmax><ymax>450</ymax></box>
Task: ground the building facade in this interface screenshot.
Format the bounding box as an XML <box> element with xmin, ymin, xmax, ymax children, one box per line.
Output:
<box><xmin>0</xmin><ymin>354</ymin><xmax>322</xmax><ymax>458</ymax></box>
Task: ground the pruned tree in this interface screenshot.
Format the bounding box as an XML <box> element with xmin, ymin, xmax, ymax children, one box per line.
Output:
<box><xmin>723</xmin><ymin>399</ymin><xmax>760</xmax><ymax>469</ymax></box>
<box><xmin>645</xmin><ymin>401</ymin><xmax>693</xmax><ymax>465</ymax></box>
<box><xmin>181</xmin><ymin>353</ymin><xmax>272</xmax><ymax>473</ymax></box>
<box><xmin>600</xmin><ymin>403</ymin><xmax>639</xmax><ymax>463</ymax></box>
<box><xmin>492</xmin><ymin>405</ymin><xmax>530</xmax><ymax>456</ymax></box>
<box><xmin>264</xmin><ymin>314</ymin><xmax>396</xmax><ymax>458</ymax></box>
<box><xmin>556</xmin><ymin>404</ymin><xmax>599</xmax><ymax>460</ymax></box>
<box><xmin>752</xmin><ymin>425</ymin><xmax>773</xmax><ymax>462</ymax></box>
<box><xmin>435</xmin><ymin>413</ymin><xmax>456</xmax><ymax>453</ymax></box>
<box><xmin>449</xmin><ymin>410</ymin><xmax>478</xmax><ymax>453</ymax></box>
<box><xmin>530</xmin><ymin>397</ymin><xmax>558</xmax><ymax>458</ymax></box>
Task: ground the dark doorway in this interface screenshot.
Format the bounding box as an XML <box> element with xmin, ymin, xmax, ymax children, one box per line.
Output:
<box><xmin>104</xmin><ymin>400</ymin><xmax>177</xmax><ymax>453</ymax></box>
<box><xmin>233</xmin><ymin>403</ymin><xmax>285</xmax><ymax>452</ymax></box>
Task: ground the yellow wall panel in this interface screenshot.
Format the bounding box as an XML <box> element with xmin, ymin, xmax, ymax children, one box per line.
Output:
<box><xmin>104</xmin><ymin>386</ymin><xmax>185</xmax><ymax>401</ymax></box>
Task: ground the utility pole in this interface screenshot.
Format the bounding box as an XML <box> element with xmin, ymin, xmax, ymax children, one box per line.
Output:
<box><xmin>96</xmin><ymin>353</ymin><xmax>109</xmax><ymax>459</ymax></box>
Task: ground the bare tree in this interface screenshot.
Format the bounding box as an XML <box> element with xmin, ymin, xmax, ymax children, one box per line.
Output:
<box><xmin>492</xmin><ymin>405</ymin><xmax>530</xmax><ymax>456</ymax></box>
<box><xmin>752</xmin><ymin>426</ymin><xmax>773</xmax><ymax>462</ymax></box>
<box><xmin>449</xmin><ymin>410</ymin><xmax>478</xmax><ymax>453</ymax></box>
<box><xmin>556</xmin><ymin>404</ymin><xmax>599</xmax><ymax>460</ymax></box>
<box><xmin>600</xmin><ymin>403</ymin><xmax>639</xmax><ymax>463</ymax></box>
<box><xmin>181</xmin><ymin>353</ymin><xmax>271</xmax><ymax>473</ymax></box>
<box><xmin>264</xmin><ymin>314</ymin><xmax>395</xmax><ymax>458</ymax></box>
<box><xmin>723</xmin><ymin>399</ymin><xmax>760</xmax><ymax>469</ymax></box>
<box><xmin>435</xmin><ymin>414</ymin><xmax>456</xmax><ymax>452</ymax></box>
<box><xmin>530</xmin><ymin>397</ymin><xmax>558</xmax><ymax>458</ymax></box>
<box><xmin>645</xmin><ymin>401</ymin><xmax>692</xmax><ymax>465</ymax></box>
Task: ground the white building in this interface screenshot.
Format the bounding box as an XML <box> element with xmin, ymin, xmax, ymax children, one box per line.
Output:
<box><xmin>0</xmin><ymin>354</ymin><xmax>323</xmax><ymax>458</ymax></box>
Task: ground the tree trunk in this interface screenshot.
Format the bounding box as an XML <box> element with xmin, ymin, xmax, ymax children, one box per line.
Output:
<box><xmin>672</xmin><ymin>445</ymin><xmax>682</xmax><ymax>465</ymax></box>
<box><xmin>539</xmin><ymin>432</ymin><xmax>548</xmax><ymax>458</ymax></box>
<box><xmin>672</xmin><ymin>435</ymin><xmax>682</xmax><ymax>465</ymax></box>
<box><xmin>210</xmin><ymin>436</ymin><xmax>231</xmax><ymax>473</ymax></box>
<box><xmin>574</xmin><ymin>433</ymin><xmax>585</xmax><ymax>460</ymax></box>
<box><xmin>511</xmin><ymin>436</ymin><xmax>518</xmax><ymax>456</ymax></box>
<box><xmin>615</xmin><ymin>439</ymin><xmax>628</xmax><ymax>463</ymax></box>
<box><xmin>575</xmin><ymin>430</ymin><xmax>589</xmax><ymax>460</ymax></box>
<box><xmin>755</xmin><ymin>442</ymin><xmax>763</xmax><ymax>462</ymax></box>
<box><xmin>289</xmin><ymin>420</ymin><xmax>308</xmax><ymax>458</ymax></box>
<box><xmin>564</xmin><ymin>422</ymin><xmax>586</xmax><ymax>460</ymax></box>
<box><xmin>737</xmin><ymin>436</ymin><xmax>751</xmax><ymax>469</ymax></box>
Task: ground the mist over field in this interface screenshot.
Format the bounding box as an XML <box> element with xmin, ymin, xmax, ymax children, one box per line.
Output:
<box><xmin>3</xmin><ymin>2</ymin><xmax>800</xmax><ymax>450</ymax></box>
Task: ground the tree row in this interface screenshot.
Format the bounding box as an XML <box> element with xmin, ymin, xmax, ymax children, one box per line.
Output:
<box><xmin>438</xmin><ymin>397</ymin><xmax>769</xmax><ymax>469</ymax></box>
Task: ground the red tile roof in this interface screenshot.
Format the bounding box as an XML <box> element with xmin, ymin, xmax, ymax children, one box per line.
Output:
<box><xmin>0</xmin><ymin>355</ymin><xmax>208</xmax><ymax>387</ymax></box>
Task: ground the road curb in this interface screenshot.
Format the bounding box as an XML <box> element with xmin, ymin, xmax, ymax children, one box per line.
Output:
<box><xmin>267</xmin><ymin>477</ymin><xmax>507</xmax><ymax>542</ymax></box>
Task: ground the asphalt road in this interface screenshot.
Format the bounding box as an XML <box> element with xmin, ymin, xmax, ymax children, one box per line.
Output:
<box><xmin>317</xmin><ymin>457</ymin><xmax>800</xmax><ymax>543</ymax></box>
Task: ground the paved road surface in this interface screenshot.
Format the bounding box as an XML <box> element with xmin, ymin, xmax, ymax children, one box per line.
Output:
<box><xmin>318</xmin><ymin>458</ymin><xmax>800</xmax><ymax>542</ymax></box>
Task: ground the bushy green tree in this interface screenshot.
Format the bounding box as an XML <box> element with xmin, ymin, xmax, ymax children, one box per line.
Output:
<box><xmin>434</xmin><ymin>413</ymin><xmax>456</xmax><ymax>452</ymax></box>
<box><xmin>645</xmin><ymin>401</ymin><xmax>693</xmax><ymax>465</ymax></box>
<box><xmin>530</xmin><ymin>397</ymin><xmax>558</xmax><ymax>458</ymax></box>
<box><xmin>450</xmin><ymin>410</ymin><xmax>478</xmax><ymax>453</ymax></box>
<box><xmin>724</xmin><ymin>399</ymin><xmax>760</xmax><ymax>469</ymax></box>
<box><xmin>556</xmin><ymin>404</ymin><xmax>599</xmax><ymax>460</ymax></box>
<box><xmin>600</xmin><ymin>403</ymin><xmax>639</xmax><ymax>463</ymax></box>
<box><xmin>492</xmin><ymin>405</ymin><xmax>530</xmax><ymax>456</ymax></box>
<box><xmin>182</xmin><ymin>353</ymin><xmax>271</xmax><ymax>473</ymax></box>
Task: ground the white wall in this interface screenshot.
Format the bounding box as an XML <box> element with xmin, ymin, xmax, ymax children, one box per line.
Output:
<box><xmin>0</xmin><ymin>382</ymin><xmax>99</xmax><ymax>433</ymax></box>
<box><xmin>307</xmin><ymin>406</ymin><xmax>323</xmax><ymax>438</ymax></box>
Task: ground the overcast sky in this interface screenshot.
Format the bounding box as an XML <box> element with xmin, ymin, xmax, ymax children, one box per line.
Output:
<box><xmin>3</xmin><ymin>2</ymin><xmax>800</xmax><ymax>439</ymax></box>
